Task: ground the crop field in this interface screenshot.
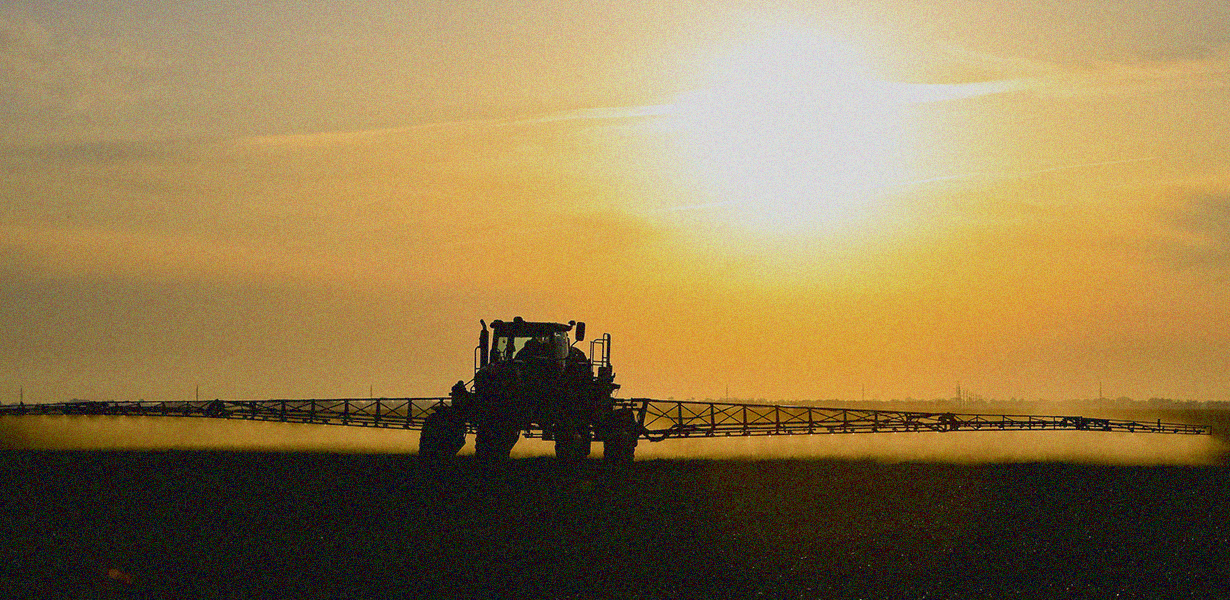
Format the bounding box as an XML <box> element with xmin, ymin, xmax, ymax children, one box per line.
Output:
<box><xmin>3</xmin><ymin>448</ymin><xmax>1228</xmax><ymax>599</ymax></box>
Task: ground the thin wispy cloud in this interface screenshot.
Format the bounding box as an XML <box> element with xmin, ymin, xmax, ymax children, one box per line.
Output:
<box><xmin>227</xmin><ymin>105</ymin><xmax>679</xmax><ymax>150</ymax></box>
<box><xmin>496</xmin><ymin>43</ymin><xmax>1225</xmax><ymax>135</ymax></box>
<box><xmin>933</xmin><ymin>42</ymin><xmax>1230</xmax><ymax>98</ymax></box>
<box><xmin>0</xmin><ymin>17</ymin><xmax>161</xmax><ymax>114</ymax></box>
<box><xmin>901</xmin><ymin>156</ymin><xmax>1161</xmax><ymax>188</ymax></box>
<box><xmin>505</xmin><ymin>105</ymin><xmax>677</xmax><ymax>125</ymax></box>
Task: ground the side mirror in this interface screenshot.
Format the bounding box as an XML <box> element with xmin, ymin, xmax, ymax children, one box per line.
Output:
<box><xmin>478</xmin><ymin>320</ymin><xmax>490</xmax><ymax>368</ymax></box>
<box><xmin>574</xmin><ymin>321</ymin><xmax>586</xmax><ymax>342</ymax></box>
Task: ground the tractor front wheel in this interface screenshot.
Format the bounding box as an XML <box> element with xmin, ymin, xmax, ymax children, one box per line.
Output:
<box><xmin>475</xmin><ymin>419</ymin><xmax>521</xmax><ymax>461</ymax></box>
<box><xmin>419</xmin><ymin>406</ymin><xmax>466</xmax><ymax>459</ymax></box>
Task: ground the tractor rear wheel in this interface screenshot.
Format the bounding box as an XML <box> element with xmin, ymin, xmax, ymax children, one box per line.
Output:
<box><xmin>553</xmin><ymin>424</ymin><xmax>592</xmax><ymax>463</ymax></box>
<box><xmin>602</xmin><ymin>436</ymin><xmax>636</xmax><ymax>464</ymax></box>
<box><xmin>601</xmin><ymin>411</ymin><xmax>639</xmax><ymax>464</ymax></box>
<box><xmin>419</xmin><ymin>406</ymin><xmax>466</xmax><ymax>459</ymax></box>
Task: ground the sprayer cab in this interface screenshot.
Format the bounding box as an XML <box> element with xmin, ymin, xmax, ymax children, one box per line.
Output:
<box><xmin>478</xmin><ymin>317</ymin><xmax>585</xmax><ymax>371</ymax></box>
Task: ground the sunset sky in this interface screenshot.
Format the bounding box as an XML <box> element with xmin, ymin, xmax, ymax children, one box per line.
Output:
<box><xmin>3</xmin><ymin>1</ymin><xmax>1229</xmax><ymax>404</ymax></box>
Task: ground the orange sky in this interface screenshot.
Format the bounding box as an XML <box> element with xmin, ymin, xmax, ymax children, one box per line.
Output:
<box><xmin>2</xmin><ymin>1</ymin><xmax>1229</xmax><ymax>403</ymax></box>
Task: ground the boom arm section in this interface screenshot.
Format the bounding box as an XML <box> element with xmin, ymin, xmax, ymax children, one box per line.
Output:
<box><xmin>628</xmin><ymin>399</ymin><xmax>1212</xmax><ymax>440</ymax></box>
<box><xmin>0</xmin><ymin>399</ymin><xmax>449</xmax><ymax>429</ymax></box>
<box><xmin>0</xmin><ymin>398</ymin><xmax>1212</xmax><ymax>438</ymax></box>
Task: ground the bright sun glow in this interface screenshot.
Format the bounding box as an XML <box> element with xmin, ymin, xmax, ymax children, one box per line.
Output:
<box><xmin>668</xmin><ymin>26</ymin><xmax>911</xmax><ymax>236</ymax></box>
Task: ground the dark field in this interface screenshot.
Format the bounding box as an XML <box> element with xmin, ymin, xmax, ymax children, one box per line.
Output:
<box><xmin>3</xmin><ymin>451</ymin><xmax>1228</xmax><ymax>599</ymax></box>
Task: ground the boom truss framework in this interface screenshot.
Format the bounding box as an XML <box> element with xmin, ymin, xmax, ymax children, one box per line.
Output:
<box><xmin>0</xmin><ymin>398</ymin><xmax>1212</xmax><ymax>438</ymax></box>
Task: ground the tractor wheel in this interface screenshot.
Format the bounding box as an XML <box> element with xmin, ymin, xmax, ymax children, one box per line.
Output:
<box><xmin>602</xmin><ymin>435</ymin><xmax>636</xmax><ymax>464</ymax></box>
<box><xmin>602</xmin><ymin>414</ymin><xmax>640</xmax><ymax>465</ymax></box>
<box><xmin>419</xmin><ymin>406</ymin><xmax>466</xmax><ymax>459</ymax></box>
<box><xmin>553</xmin><ymin>425</ymin><xmax>592</xmax><ymax>463</ymax></box>
<box><xmin>602</xmin><ymin>430</ymin><xmax>638</xmax><ymax>465</ymax></box>
<box><xmin>474</xmin><ymin>419</ymin><xmax>521</xmax><ymax>461</ymax></box>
